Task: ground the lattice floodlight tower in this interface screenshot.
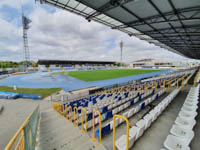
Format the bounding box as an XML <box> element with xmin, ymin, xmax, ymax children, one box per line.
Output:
<box><xmin>22</xmin><ymin>14</ymin><xmax>31</xmax><ymax>72</ymax></box>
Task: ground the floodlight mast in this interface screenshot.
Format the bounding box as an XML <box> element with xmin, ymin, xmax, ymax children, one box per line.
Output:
<box><xmin>22</xmin><ymin>10</ymin><xmax>31</xmax><ymax>72</ymax></box>
<box><xmin>119</xmin><ymin>41</ymin><xmax>123</xmax><ymax>67</ymax></box>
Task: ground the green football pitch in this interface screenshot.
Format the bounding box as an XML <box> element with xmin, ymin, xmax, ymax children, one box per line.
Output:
<box><xmin>53</xmin><ymin>69</ymin><xmax>161</xmax><ymax>81</ymax></box>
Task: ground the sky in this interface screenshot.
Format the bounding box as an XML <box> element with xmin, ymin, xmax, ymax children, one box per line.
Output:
<box><xmin>0</xmin><ymin>0</ymin><xmax>195</xmax><ymax>63</ymax></box>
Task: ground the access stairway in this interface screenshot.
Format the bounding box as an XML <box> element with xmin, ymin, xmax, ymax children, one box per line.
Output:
<box><xmin>37</xmin><ymin>108</ymin><xmax>106</xmax><ymax>150</ymax></box>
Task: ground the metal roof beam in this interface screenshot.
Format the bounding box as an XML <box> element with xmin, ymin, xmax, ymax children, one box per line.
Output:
<box><xmin>112</xmin><ymin>6</ymin><xmax>200</xmax><ymax>29</ymax></box>
<box><xmin>119</xmin><ymin>5</ymin><xmax>176</xmax><ymax>45</ymax></box>
<box><xmin>167</xmin><ymin>44</ymin><xmax>200</xmax><ymax>47</ymax></box>
<box><xmin>168</xmin><ymin>0</ymin><xmax>194</xmax><ymax>45</ymax></box>
<box><xmin>81</xmin><ymin>0</ymin><xmax>136</xmax><ymax>21</ymax></box>
<box><xmin>151</xmin><ymin>34</ymin><xmax>200</xmax><ymax>38</ymax></box>
<box><xmin>149</xmin><ymin>32</ymin><xmax>200</xmax><ymax>35</ymax></box>
<box><xmin>145</xmin><ymin>24</ymin><xmax>200</xmax><ymax>33</ymax></box>
<box><xmin>133</xmin><ymin>18</ymin><xmax>200</xmax><ymax>26</ymax></box>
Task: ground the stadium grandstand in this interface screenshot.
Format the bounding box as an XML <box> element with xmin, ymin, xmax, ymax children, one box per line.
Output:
<box><xmin>38</xmin><ymin>59</ymin><xmax>116</xmax><ymax>72</ymax></box>
<box><xmin>2</xmin><ymin>1</ymin><xmax>200</xmax><ymax>150</ymax></box>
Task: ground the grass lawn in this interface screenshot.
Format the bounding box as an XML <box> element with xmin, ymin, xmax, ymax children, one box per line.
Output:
<box><xmin>51</xmin><ymin>69</ymin><xmax>161</xmax><ymax>81</ymax></box>
<box><xmin>0</xmin><ymin>86</ymin><xmax>61</xmax><ymax>99</ymax></box>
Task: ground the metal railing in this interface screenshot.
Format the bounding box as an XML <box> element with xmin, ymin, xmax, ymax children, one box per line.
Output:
<box><xmin>81</xmin><ymin>108</ymin><xmax>87</xmax><ymax>133</ymax></box>
<box><xmin>68</xmin><ymin>106</ymin><xmax>72</xmax><ymax>122</ymax></box>
<box><xmin>113</xmin><ymin>115</ymin><xmax>129</xmax><ymax>150</ymax></box>
<box><xmin>73</xmin><ymin>107</ymin><xmax>78</xmax><ymax>127</ymax></box>
<box><xmin>92</xmin><ymin>110</ymin><xmax>102</xmax><ymax>145</ymax></box>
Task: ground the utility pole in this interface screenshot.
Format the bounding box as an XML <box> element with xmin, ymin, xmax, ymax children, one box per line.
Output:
<box><xmin>119</xmin><ymin>41</ymin><xmax>123</xmax><ymax>67</ymax></box>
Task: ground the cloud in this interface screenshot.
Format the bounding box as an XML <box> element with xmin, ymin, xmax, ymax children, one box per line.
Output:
<box><xmin>0</xmin><ymin>0</ymin><xmax>196</xmax><ymax>63</ymax></box>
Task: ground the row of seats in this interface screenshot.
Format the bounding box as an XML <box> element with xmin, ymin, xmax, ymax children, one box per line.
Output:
<box><xmin>65</xmin><ymin>84</ymin><xmax>145</xmax><ymax>111</ymax></box>
<box><xmin>68</xmin><ymin>76</ymin><xmax>184</xmax><ymax>126</ymax></box>
<box><xmin>64</xmin><ymin>78</ymin><xmax>167</xmax><ymax>118</ymax></box>
<box><xmin>65</xmin><ymin>82</ymin><xmax>154</xmax><ymax>116</ymax></box>
<box><xmin>115</xmin><ymin>87</ymin><xmax>182</xmax><ymax>150</ymax></box>
<box><xmin>85</xmin><ymin>89</ymin><xmax>153</xmax><ymax>122</ymax></box>
<box><xmin>64</xmin><ymin>79</ymin><xmax>160</xmax><ymax>112</ymax></box>
<box><xmin>86</xmin><ymin>89</ymin><xmax>155</xmax><ymax>129</ymax></box>
<box><xmin>63</xmin><ymin>75</ymin><xmax>187</xmax><ymax>126</ymax></box>
<box><xmin>163</xmin><ymin>84</ymin><xmax>199</xmax><ymax>150</ymax></box>
<box><xmin>94</xmin><ymin>88</ymin><xmax>166</xmax><ymax>138</ymax></box>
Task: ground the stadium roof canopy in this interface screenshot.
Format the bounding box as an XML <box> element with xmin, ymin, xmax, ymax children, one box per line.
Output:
<box><xmin>39</xmin><ymin>0</ymin><xmax>200</xmax><ymax>59</ymax></box>
<box><xmin>38</xmin><ymin>59</ymin><xmax>116</xmax><ymax>65</ymax></box>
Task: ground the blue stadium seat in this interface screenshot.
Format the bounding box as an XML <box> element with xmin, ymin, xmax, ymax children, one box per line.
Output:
<box><xmin>140</xmin><ymin>102</ymin><xmax>145</xmax><ymax>109</ymax></box>
<box><xmin>139</xmin><ymin>95</ymin><xmax>142</xmax><ymax>101</ymax></box>
<box><xmin>152</xmin><ymin>89</ymin><xmax>155</xmax><ymax>94</ymax></box>
<box><xmin>87</xmin><ymin>112</ymin><xmax>92</xmax><ymax>120</ymax></box>
<box><xmin>95</xmin><ymin>124</ymin><xmax>111</xmax><ymax>138</ymax></box>
<box><xmin>102</xmin><ymin>106</ymin><xmax>108</xmax><ymax>113</ymax></box>
<box><xmin>118</xmin><ymin>97</ymin><xmax>122</xmax><ymax>101</ymax></box>
<box><xmin>156</xmin><ymin>94</ymin><xmax>159</xmax><ymax>99</ymax></box>
<box><xmin>104</xmin><ymin>111</ymin><xmax>113</xmax><ymax>119</ymax></box>
<box><xmin>130</xmin><ymin>99</ymin><xmax>134</xmax><ymax>105</ymax></box>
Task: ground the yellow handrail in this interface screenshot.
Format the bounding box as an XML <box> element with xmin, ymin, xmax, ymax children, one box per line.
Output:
<box><xmin>52</xmin><ymin>102</ymin><xmax>59</xmax><ymax>111</ymax></box>
<box><xmin>61</xmin><ymin>104</ymin><xmax>64</xmax><ymax>113</ymax></box>
<box><xmin>155</xmin><ymin>81</ymin><xmax>157</xmax><ymax>93</ymax></box>
<box><xmin>159</xmin><ymin>80</ymin><xmax>161</xmax><ymax>89</ymax></box>
<box><xmin>68</xmin><ymin>106</ymin><xmax>72</xmax><ymax>122</ymax></box>
<box><xmin>113</xmin><ymin>115</ymin><xmax>129</xmax><ymax>150</ymax></box>
<box><xmin>163</xmin><ymin>80</ymin><xmax>166</xmax><ymax>88</ymax></box>
<box><xmin>193</xmin><ymin>74</ymin><xmax>198</xmax><ymax>87</ymax></box>
<box><xmin>74</xmin><ymin>107</ymin><xmax>79</xmax><ymax>127</ymax></box>
<box><xmin>151</xmin><ymin>81</ymin><xmax>154</xmax><ymax>89</ymax></box>
<box><xmin>168</xmin><ymin>80</ymin><xmax>171</xmax><ymax>93</ymax></box>
<box><xmin>5</xmin><ymin>105</ymin><xmax>39</xmax><ymax>150</ymax></box>
<box><xmin>92</xmin><ymin>110</ymin><xmax>101</xmax><ymax>145</ymax></box>
<box><xmin>176</xmin><ymin>78</ymin><xmax>179</xmax><ymax>89</ymax></box>
<box><xmin>145</xmin><ymin>82</ymin><xmax>148</xmax><ymax>93</ymax></box>
<box><xmin>59</xmin><ymin>104</ymin><xmax>64</xmax><ymax>116</ymax></box>
<box><xmin>182</xmin><ymin>77</ymin><xmax>185</xmax><ymax>91</ymax></box>
<box><xmin>81</xmin><ymin>108</ymin><xmax>87</xmax><ymax>133</ymax></box>
<box><xmin>14</xmin><ymin>132</ymin><xmax>25</xmax><ymax>150</ymax></box>
<box><xmin>64</xmin><ymin>106</ymin><xmax>68</xmax><ymax>120</ymax></box>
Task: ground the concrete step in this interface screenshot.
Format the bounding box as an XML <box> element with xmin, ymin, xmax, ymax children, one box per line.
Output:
<box><xmin>40</xmin><ymin>112</ymin><xmax>60</xmax><ymax>122</ymax></box>
<box><xmin>39</xmin><ymin>125</ymin><xmax>69</xmax><ymax>139</ymax></box>
<box><xmin>39</xmin><ymin>118</ymin><xmax>73</xmax><ymax>135</ymax></box>
<box><xmin>38</xmin><ymin>109</ymin><xmax>107</xmax><ymax>150</ymax></box>
<box><xmin>40</xmin><ymin>118</ymin><xmax>68</xmax><ymax>130</ymax></box>
<box><xmin>39</xmin><ymin>125</ymin><xmax>79</xmax><ymax>145</ymax></box>
<box><xmin>39</xmin><ymin>129</ymin><xmax>82</xmax><ymax>149</ymax></box>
